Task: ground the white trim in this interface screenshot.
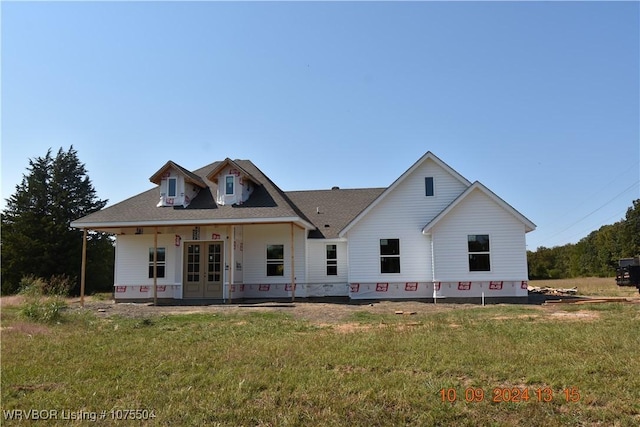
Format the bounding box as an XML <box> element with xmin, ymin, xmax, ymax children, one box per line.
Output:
<box><xmin>422</xmin><ymin>181</ymin><xmax>536</xmax><ymax>234</ymax></box>
<box><xmin>339</xmin><ymin>151</ymin><xmax>471</xmax><ymax>237</ymax></box>
<box><xmin>71</xmin><ymin>217</ymin><xmax>316</xmax><ymax>230</ymax></box>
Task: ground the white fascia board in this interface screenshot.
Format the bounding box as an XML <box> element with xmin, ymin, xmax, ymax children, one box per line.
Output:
<box><xmin>308</xmin><ymin>237</ymin><xmax>348</xmax><ymax>243</ymax></box>
<box><xmin>71</xmin><ymin>217</ymin><xmax>315</xmax><ymax>231</ymax></box>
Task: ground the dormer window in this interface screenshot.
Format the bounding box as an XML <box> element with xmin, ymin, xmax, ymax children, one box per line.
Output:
<box><xmin>168</xmin><ymin>178</ymin><xmax>177</xmax><ymax>198</ymax></box>
<box><xmin>206</xmin><ymin>159</ymin><xmax>261</xmax><ymax>206</ymax></box>
<box><xmin>225</xmin><ymin>176</ymin><xmax>235</xmax><ymax>195</ymax></box>
<box><xmin>150</xmin><ymin>160</ymin><xmax>207</xmax><ymax>208</ymax></box>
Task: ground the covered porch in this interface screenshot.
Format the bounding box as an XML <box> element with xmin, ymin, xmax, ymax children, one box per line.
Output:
<box><xmin>76</xmin><ymin>220</ymin><xmax>310</xmax><ymax>305</ymax></box>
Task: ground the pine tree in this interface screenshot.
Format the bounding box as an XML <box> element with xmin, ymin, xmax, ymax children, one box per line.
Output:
<box><xmin>1</xmin><ymin>146</ymin><xmax>113</xmax><ymax>294</ymax></box>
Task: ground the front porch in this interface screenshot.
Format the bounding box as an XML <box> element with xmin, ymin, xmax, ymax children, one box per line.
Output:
<box><xmin>78</xmin><ymin>221</ymin><xmax>311</xmax><ymax>305</ymax></box>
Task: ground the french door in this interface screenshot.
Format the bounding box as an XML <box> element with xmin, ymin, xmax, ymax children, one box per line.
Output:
<box><xmin>183</xmin><ymin>242</ymin><xmax>223</xmax><ymax>298</ymax></box>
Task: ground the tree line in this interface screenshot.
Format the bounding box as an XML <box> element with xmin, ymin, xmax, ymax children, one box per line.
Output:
<box><xmin>527</xmin><ymin>199</ymin><xmax>640</xmax><ymax>279</ymax></box>
<box><xmin>1</xmin><ymin>147</ymin><xmax>114</xmax><ymax>295</ymax></box>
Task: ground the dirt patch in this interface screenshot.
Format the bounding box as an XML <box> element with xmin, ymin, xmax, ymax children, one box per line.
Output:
<box><xmin>66</xmin><ymin>298</ymin><xmax>473</xmax><ymax>324</ymax></box>
<box><xmin>331</xmin><ymin>322</ymin><xmax>377</xmax><ymax>333</ymax></box>
<box><xmin>1</xmin><ymin>321</ymin><xmax>52</xmax><ymax>335</ymax></box>
<box><xmin>11</xmin><ymin>383</ymin><xmax>62</xmax><ymax>392</ymax></box>
<box><xmin>547</xmin><ymin>311</ymin><xmax>600</xmax><ymax>321</ymax></box>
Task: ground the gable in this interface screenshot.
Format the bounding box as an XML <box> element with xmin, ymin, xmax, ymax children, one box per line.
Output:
<box><xmin>339</xmin><ymin>152</ymin><xmax>471</xmax><ymax>237</ymax></box>
<box><xmin>422</xmin><ymin>182</ymin><xmax>536</xmax><ymax>234</ymax></box>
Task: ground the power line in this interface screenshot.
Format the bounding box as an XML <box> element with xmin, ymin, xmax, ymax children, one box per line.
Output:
<box><xmin>559</xmin><ymin>207</ymin><xmax>630</xmax><ymax>244</ymax></box>
<box><xmin>535</xmin><ymin>160</ymin><xmax>639</xmax><ymax>231</ymax></box>
<box><xmin>535</xmin><ymin>180</ymin><xmax>639</xmax><ymax>247</ymax></box>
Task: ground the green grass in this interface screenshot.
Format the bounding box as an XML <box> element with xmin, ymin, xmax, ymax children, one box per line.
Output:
<box><xmin>2</xmin><ymin>303</ymin><xmax>639</xmax><ymax>426</ymax></box>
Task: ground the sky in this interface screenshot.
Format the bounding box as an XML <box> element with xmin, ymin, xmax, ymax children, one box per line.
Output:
<box><xmin>2</xmin><ymin>1</ymin><xmax>639</xmax><ymax>251</ymax></box>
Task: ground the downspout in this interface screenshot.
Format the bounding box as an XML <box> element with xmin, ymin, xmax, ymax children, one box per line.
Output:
<box><xmin>431</xmin><ymin>233</ymin><xmax>436</xmax><ymax>304</ymax></box>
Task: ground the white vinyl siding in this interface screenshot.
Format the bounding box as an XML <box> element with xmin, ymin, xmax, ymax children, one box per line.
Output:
<box><xmin>115</xmin><ymin>234</ymin><xmax>176</xmax><ymax>285</ymax></box>
<box><xmin>431</xmin><ymin>189</ymin><xmax>529</xmax><ymax>282</ymax></box>
<box><xmin>307</xmin><ymin>240</ymin><xmax>348</xmax><ymax>283</ymax></box>
<box><xmin>242</xmin><ymin>224</ymin><xmax>306</xmax><ymax>284</ymax></box>
<box><xmin>345</xmin><ymin>157</ymin><xmax>468</xmax><ymax>283</ymax></box>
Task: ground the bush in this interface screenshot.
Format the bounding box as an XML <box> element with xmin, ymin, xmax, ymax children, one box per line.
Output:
<box><xmin>18</xmin><ymin>274</ymin><xmax>72</xmax><ymax>297</ymax></box>
<box><xmin>19</xmin><ymin>276</ymin><xmax>67</xmax><ymax>323</ymax></box>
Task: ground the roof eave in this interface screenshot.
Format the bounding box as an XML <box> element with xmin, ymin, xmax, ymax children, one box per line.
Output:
<box><xmin>71</xmin><ymin>216</ymin><xmax>315</xmax><ymax>231</ymax></box>
<box><xmin>149</xmin><ymin>160</ymin><xmax>207</xmax><ymax>188</ymax></box>
<box><xmin>206</xmin><ymin>158</ymin><xmax>262</xmax><ymax>186</ymax></box>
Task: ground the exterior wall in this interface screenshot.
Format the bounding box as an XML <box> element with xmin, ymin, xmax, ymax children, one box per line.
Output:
<box><xmin>345</xmin><ymin>158</ymin><xmax>469</xmax><ymax>288</ymax></box>
<box><xmin>430</xmin><ymin>188</ymin><xmax>529</xmax><ymax>298</ymax></box>
<box><xmin>114</xmin><ymin>233</ymin><xmax>182</xmax><ymax>299</ymax></box>
<box><xmin>305</xmin><ymin>240</ymin><xmax>349</xmax><ymax>297</ymax></box>
<box><xmin>241</xmin><ymin>224</ymin><xmax>306</xmax><ymax>298</ymax></box>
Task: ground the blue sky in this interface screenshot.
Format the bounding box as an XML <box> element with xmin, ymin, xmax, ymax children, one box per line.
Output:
<box><xmin>2</xmin><ymin>1</ymin><xmax>639</xmax><ymax>251</ymax></box>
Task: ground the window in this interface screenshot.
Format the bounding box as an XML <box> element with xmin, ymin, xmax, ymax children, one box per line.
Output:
<box><xmin>425</xmin><ymin>177</ymin><xmax>434</xmax><ymax>197</ymax></box>
<box><xmin>326</xmin><ymin>244</ymin><xmax>337</xmax><ymax>276</ymax></box>
<box><xmin>380</xmin><ymin>239</ymin><xmax>400</xmax><ymax>273</ymax></box>
<box><xmin>468</xmin><ymin>235</ymin><xmax>490</xmax><ymax>271</ymax></box>
<box><xmin>266</xmin><ymin>244</ymin><xmax>284</xmax><ymax>276</ymax></box>
<box><xmin>148</xmin><ymin>247</ymin><xmax>166</xmax><ymax>278</ymax></box>
<box><xmin>168</xmin><ymin>178</ymin><xmax>177</xmax><ymax>197</ymax></box>
<box><xmin>225</xmin><ymin>176</ymin><xmax>234</xmax><ymax>195</ymax></box>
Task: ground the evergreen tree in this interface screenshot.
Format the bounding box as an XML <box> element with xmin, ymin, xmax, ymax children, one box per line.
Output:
<box><xmin>1</xmin><ymin>147</ymin><xmax>113</xmax><ymax>294</ymax></box>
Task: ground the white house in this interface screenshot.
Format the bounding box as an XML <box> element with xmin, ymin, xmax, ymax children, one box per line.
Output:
<box><xmin>71</xmin><ymin>152</ymin><xmax>535</xmax><ymax>303</ymax></box>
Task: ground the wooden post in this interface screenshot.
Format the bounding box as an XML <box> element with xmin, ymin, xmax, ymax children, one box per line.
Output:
<box><xmin>290</xmin><ymin>222</ymin><xmax>296</xmax><ymax>302</ymax></box>
<box><xmin>153</xmin><ymin>227</ymin><xmax>158</xmax><ymax>306</ymax></box>
<box><xmin>80</xmin><ymin>229</ymin><xmax>87</xmax><ymax>308</ymax></box>
<box><xmin>228</xmin><ymin>225</ymin><xmax>234</xmax><ymax>304</ymax></box>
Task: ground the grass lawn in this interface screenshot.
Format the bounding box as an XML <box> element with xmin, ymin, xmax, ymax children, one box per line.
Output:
<box><xmin>2</xmin><ymin>284</ymin><xmax>639</xmax><ymax>426</ymax></box>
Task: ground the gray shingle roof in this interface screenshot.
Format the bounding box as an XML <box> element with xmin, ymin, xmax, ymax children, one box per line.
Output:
<box><xmin>72</xmin><ymin>160</ymin><xmax>317</xmax><ymax>228</ymax></box>
<box><xmin>286</xmin><ymin>187</ymin><xmax>385</xmax><ymax>239</ymax></box>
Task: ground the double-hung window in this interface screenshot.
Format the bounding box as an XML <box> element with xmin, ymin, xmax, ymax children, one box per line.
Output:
<box><xmin>468</xmin><ymin>235</ymin><xmax>490</xmax><ymax>271</ymax></box>
<box><xmin>326</xmin><ymin>244</ymin><xmax>337</xmax><ymax>276</ymax></box>
<box><xmin>148</xmin><ymin>247</ymin><xmax>166</xmax><ymax>278</ymax></box>
<box><xmin>266</xmin><ymin>244</ymin><xmax>284</xmax><ymax>276</ymax></box>
<box><xmin>380</xmin><ymin>239</ymin><xmax>400</xmax><ymax>273</ymax></box>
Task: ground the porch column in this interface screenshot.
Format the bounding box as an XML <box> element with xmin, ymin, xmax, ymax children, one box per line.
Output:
<box><xmin>153</xmin><ymin>226</ymin><xmax>158</xmax><ymax>305</ymax></box>
<box><xmin>80</xmin><ymin>228</ymin><xmax>87</xmax><ymax>307</ymax></box>
<box><xmin>228</xmin><ymin>225</ymin><xmax>235</xmax><ymax>304</ymax></box>
<box><xmin>291</xmin><ymin>222</ymin><xmax>296</xmax><ymax>302</ymax></box>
